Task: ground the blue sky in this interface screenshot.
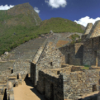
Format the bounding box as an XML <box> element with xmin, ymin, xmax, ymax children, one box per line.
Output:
<box><xmin>0</xmin><ymin>0</ymin><xmax>100</xmax><ymax>26</ymax></box>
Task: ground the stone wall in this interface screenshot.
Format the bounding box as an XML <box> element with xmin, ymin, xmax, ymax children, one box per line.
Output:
<box><xmin>59</xmin><ymin>43</ymin><xmax>83</xmax><ymax>65</ymax></box>
<box><xmin>83</xmin><ymin>39</ymin><xmax>94</xmax><ymax>65</ymax></box>
<box><xmin>37</xmin><ymin>70</ymin><xmax>64</xmax><ymax>100</ymax></box>
<box><xmin>63</xmin><ymin>70</ymin><xmax>99</xmax><ymax>100</ymax></box>
<box><xmin>83</xmin><ymin>23</ymin><xmax>93</xmax><ymax>35</ymax></box>
<box><xmin>13</xmin><ymin>60</ymin><xmax>30</xmax><ymax>74</ymax></box>
<box><xmin>87</xmin><ymin>20</ymin><xmax>100</xmax><ymax>38</ymax></box>
<box><xmin>37</xmin><ymin>42</ymin><xmax>65</xmax><ymax>69</ymax></box>
<box><xmin>81</xmin><ymin>23</ymin><xmax>93</xmax><ymax>42</ymax></box>
<box><xmin>30</xmin><ymin>63</ymin><xmax>36</xmax><ymax>86</ymax></box>
<box><xmin>31</xmin><ymin>42</ymin><xmax>65</xmax><ymax>86</ymax></box>
<box><xmin>81</xmin><ymin>35</ymin><xmax>88</xmax><ymax>42</ymax></box>
<box><xmin>83</xmin><ymin>36</ymin><xmax>100</xmax><ymax>66</ymax></box>
<box><xmin>36</xmin><ymin>65</ymin><xmax>99</xmax><ymax>100</ymax></box>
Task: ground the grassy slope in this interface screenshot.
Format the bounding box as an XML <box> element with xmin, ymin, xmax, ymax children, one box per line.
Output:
<box><xmin>34</xmin><ymin>18</ymin><xmax>84</xmax><ymax>35</ymax></box>
<box><xmin>0</xmin><ymin>11</ymin><xmax>39</xmax><ymax>54</ymax></box>
<box><xmin>0</xmin><ymin>3</ymin><xmax>41</xmax><ymax>55</ymax></box>
<box><xmin>0</xmin><ymin>3</ymin><xmax>84</xmax><ymax>55</ymax></box>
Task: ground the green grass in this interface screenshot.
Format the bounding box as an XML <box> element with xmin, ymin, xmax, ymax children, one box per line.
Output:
<box><xmin>82</xmin><ymin>65</ymin><xmax>90</xmax><ymax>70</ymax></box>
<box><xmin>34</xmin><ymin>18</ymin><xmax>84</xmax><ymax>34</ymax></box>
<box><xmin>70</xmin><ymin>34</ymin><xmax>81</xmax><ymax>45</ymax></box>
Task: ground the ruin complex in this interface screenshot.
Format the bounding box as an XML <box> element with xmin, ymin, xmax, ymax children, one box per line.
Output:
<box><xmin>0</xmin><ymin>20</ymin><xmax>100</xmax><ymax>100</ymax></box>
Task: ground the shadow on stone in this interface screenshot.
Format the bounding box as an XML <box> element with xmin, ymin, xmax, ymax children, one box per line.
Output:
<box><xmin>25</xmin><ymin>77</ymin><xmax>33</xmax><ymax>87</ymax></box>
<box><xmin>3</xmin><ymin>89</ymin><xmax>7</xmax><ymax>100</ymax></box>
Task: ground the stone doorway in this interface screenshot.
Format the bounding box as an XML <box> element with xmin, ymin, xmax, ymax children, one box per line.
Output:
<box><xmin>50</xmin><ymin>62</ymin><xmax>53</xmax><ymax>66</ymax></box>
<box><xmin>94</xmin><ymin>51</ymin><xmax>98</xmax><ymax>66</ymax></box>
<box><xmin>92</xmin><ymin>84</ymin><xmax>97</xmax><ymax>92</ymax></box>
<box><xmin>17</xmin><ymin>74</ymin><xmax>19</xmax><ymax>79</ymax></box>
<box><xmin>43</xmin><ymin>78</ymin><xmax>45</xmax><ymax>94</ymax></box>
<box><xmin>67</xmin><ymin>54</ymin><xmax>70</xmax><ymax>64</ymax></box>
<box><xmin>11</xmin><ymin>69</ymin><xmax>13</xmax><ymax>74</ymax></box>
<box><xmin>3</xmin><ymin>89</ymin><xmax>7</xmax><ymax>100</ymax></box>
<box><xmin>50</xmin><ymin>84</ymin><xmax>54</xmax><ymax>100</ymax></box>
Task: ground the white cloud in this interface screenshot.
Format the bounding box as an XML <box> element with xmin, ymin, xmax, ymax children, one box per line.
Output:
<box><xmin>0</xmin><ymin>5</ymin><xmax>14</xmax><ymax>10</ymax></box>
<box><xmin>34</xmin><ymin>7</ymin><xmax>40</xmax><ymax>14</ymax></box>
<box><xmin>45</xmin><ymin>0</ymin><xmax>67</xmax><ymax>8</ymax></box>
<box><xmin>74</xmin><ymin>16</ymin><xmax>100</xmax><ymax>27</ymax></box>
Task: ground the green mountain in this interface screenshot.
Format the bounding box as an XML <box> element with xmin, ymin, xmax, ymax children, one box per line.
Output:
<box><xmin>2</xmin><ymin>3</ymin><xmax>42</xmax><ymax>26</ymax></box>
<box><xmin>34</xmin><ymin>17</ymin><xmax>84</xmax><ymax>34</ymax></box>
<box><xmin>0</xmin><ymin>3</ymin><xmax>84</xmax><ymax>55</ymax></box>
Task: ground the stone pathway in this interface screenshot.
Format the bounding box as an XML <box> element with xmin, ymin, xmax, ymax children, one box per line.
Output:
<box><xmin>14</xmin><ymin>79</ymin><xmax>45</xmax><ymax>100</ymax></box>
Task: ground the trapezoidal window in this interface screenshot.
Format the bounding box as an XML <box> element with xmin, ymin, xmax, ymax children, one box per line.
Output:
<box><xmin>11</xmin><ymin>69</ymin><xmax>13</xmax><ymax>74</ymax></box>
<box><xmin>50</xmin><ymin>62</ymin><xmax>53</xmax><ymax>66</ymax></box>
<box><xmin>57</xmin><ymin>71</ymin><xmax>60</xmax><ymax>75</ymax></box>
<box><xmin>67</xmin><ymin>54</ymin><xmax>70</xmax><ymax>64</ymax></box>
<box><xmin>94</xmin><ymin>51</ymin><xmax>98</xmax><ymax>66</ymax></box>
<box><xmin>17</xmin><ymin>74</ymin><xmax>19</xmax><ymax>79</ymax></box>
<box><xmin>3</xmin><ymin>89</ymin><xmax>7</xmax><ymax>100</ymax></box>
<box><xmin>92</xmin><ymin>84</ymin><xmax>97</xmax><ymax>92</ymax></box>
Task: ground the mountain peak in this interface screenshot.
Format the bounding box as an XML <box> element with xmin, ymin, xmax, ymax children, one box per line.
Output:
<box><xmin>5</xmin><ymin>3</ymin><xmax>41</xmax><ymax>26</ymax></box>
<box><xmin>7</xmin><ymin>2</ymin><xmax>34</xmax><ymax>16</ymax></box>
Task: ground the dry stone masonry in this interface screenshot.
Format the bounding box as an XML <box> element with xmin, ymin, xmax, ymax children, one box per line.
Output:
<box><xmin>30</xmin><ymin>20</ymin><xmax>100</xmax><ymax>100</ymax></box>
<box><xmin>84</xmin><ymin>23</ymin><xmax>93</xmax><ymax>35</ymax></box>
<box><xmin>1</xmin><ymin>20</ymin><xmax>100</xmax><ymax>100</ymax></box>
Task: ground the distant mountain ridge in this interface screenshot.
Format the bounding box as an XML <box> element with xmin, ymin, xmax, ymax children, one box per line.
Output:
<box><xmin>0</xmin><ymin>3</ymin><xmax>85</xmax><ymax>55</ymax></box>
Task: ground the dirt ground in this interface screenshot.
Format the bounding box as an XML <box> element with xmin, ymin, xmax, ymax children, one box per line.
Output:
<box><xmin>14</xmin><ymin>79</ymin><xmax>46</xmax><ymax>100</ymax></box>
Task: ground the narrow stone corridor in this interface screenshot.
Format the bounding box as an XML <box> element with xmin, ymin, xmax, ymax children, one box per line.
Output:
<box><xmin>14</xmin><ymin>79</ymin><xmax>46</xmax><ymax>100</ymax></box>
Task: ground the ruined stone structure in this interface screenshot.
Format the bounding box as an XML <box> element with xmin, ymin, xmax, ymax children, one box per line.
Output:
<box><xmin>83</xmin><ymin>20</ymin><xmax>100</xmax><ymax>66</ymax></box>
<box><xmin>1</xmin><ymin>21</ymin><xmax>100</xmax><ymax>100</ymax></box>
<box><xmin>36</xmin><ymin>65</ymin><xmax>99</xmax><ymax>100</ymax></box>
<box><xmin>59</xmin><ymin>43</ymin><xmax>84</xmax><ymax>65</ymax></box>
<box><xmin>31</xmin><ymin>41</ymin><xmax>65</xmax><ymax>86</ymax></box>
<box><xmin>30</xmin><ymin>20</ymin><xmax>100</xmax><ymax>100</ymax></box>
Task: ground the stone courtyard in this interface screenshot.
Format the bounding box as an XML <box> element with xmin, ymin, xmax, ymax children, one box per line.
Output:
<box><xmin>0</xmin><ymin>21</ymin><xmax>100</xmax><ymax>100</ymax></box>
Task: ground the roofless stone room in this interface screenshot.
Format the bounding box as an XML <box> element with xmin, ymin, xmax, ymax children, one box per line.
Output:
<box><xmin>0</xmin><ymin>1</ymin><xmax>100</xmax><ymax>100</ymax></box>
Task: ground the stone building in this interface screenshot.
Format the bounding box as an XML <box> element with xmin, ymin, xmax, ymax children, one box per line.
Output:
<box><xmin>30</xmin><ymin>20</ymin><xmax>100</xmax><ymax>100</ymax></box>
<box><xmin>81</xmin><ymin>23</ymin><xmax>93</xmax><ymax>42</ymax></box>
<box><xmin>59</xmin><ymin>43</ymin><xmax>83</xmax><ymax>65</ymax></box>
<box><xmin>36</xmin><ymin>65</ymin><xmax>99</xmax><ymax>100</ymax></box>
<box><xmin>31</xmin><ymin>41</ymin><xmax>65</xmax><ymax>86</ymax></box>
<box><xmin>59</xmin><ymin>20</ymin><xmax>100</xmax><ymax>67</ymax></box>
<box><xmin>82</xmin><ymin>20</ymin><xmax>100</xmax><ymax>66</ymax></box>
<box><xmin>0</xmin><ymin>20</ymin><xmax>99</xmax><ymax>100</ymax></box>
